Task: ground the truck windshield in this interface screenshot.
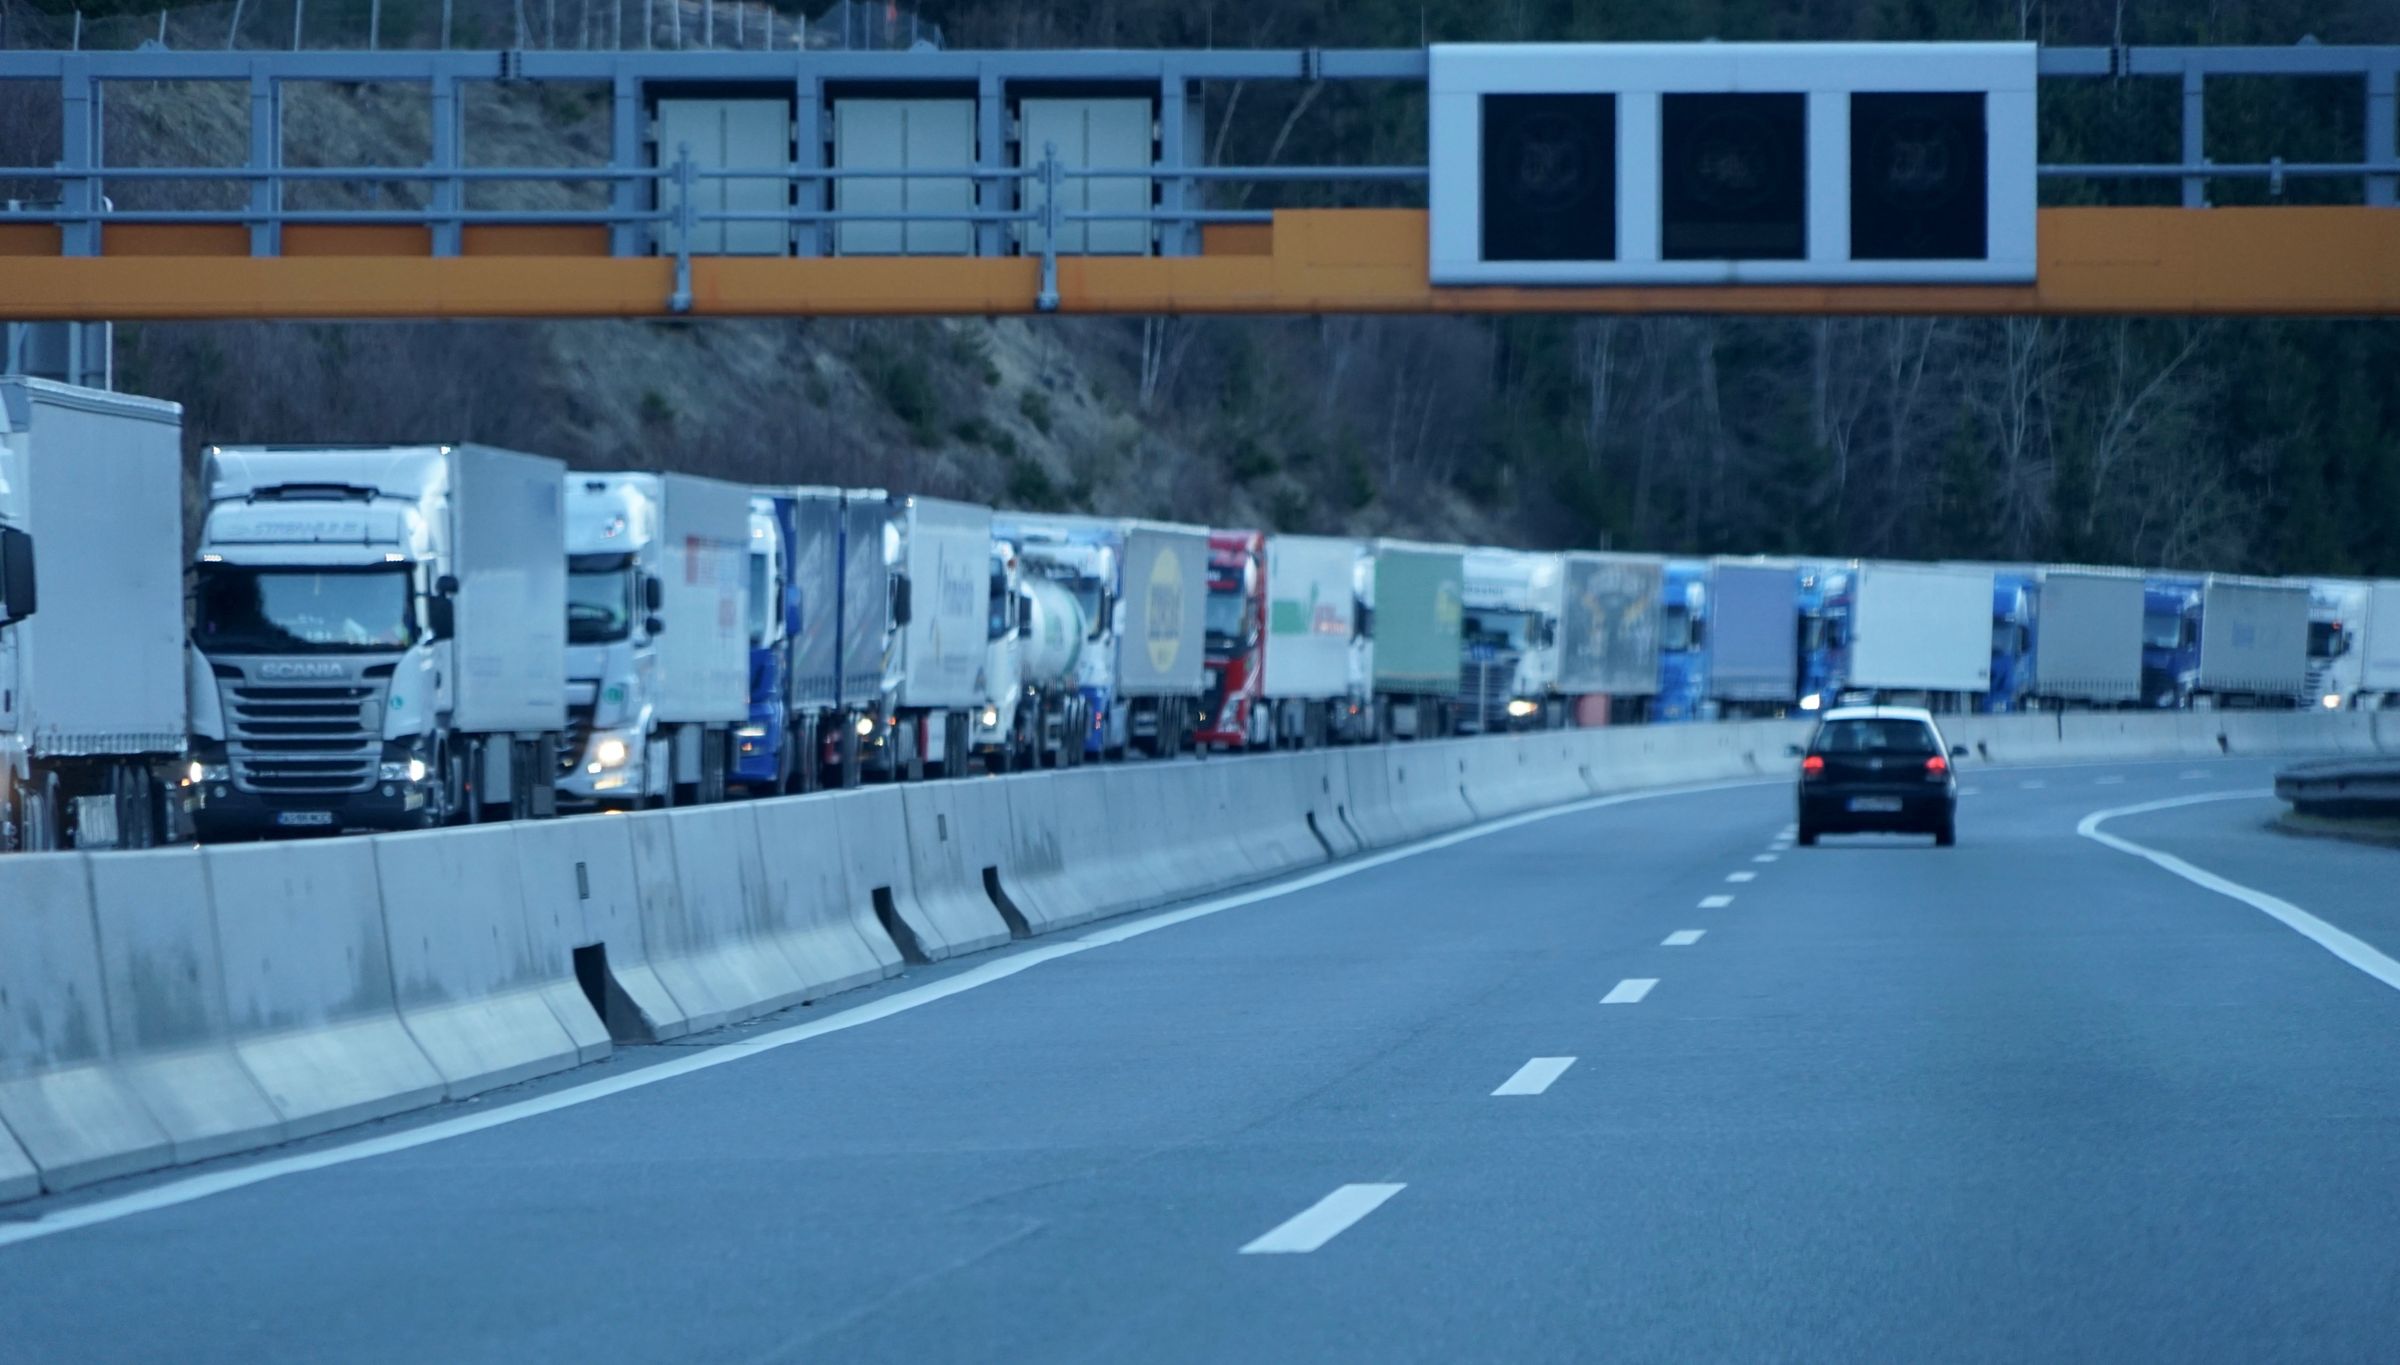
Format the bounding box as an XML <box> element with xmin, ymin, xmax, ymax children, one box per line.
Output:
<box><xmin>2142</xmin><ymin>610</ymin><xmax>2184</xmax><ymax>650</ymax></box>
<box><xmin>193</xmin><ymin>564</ymin><xmax>416</xmax><ymax>654</ymax></box>
<box><xmin>747</xmin><ymin>554</ymin><xmax>772</xmax><ymax>647</ymax></box>
<box><xmin>1662</xmin><ymin>605</ymin><xmax>1696</xmax><ymax>653</ymax></box>
<box><xmin>1462</xmin><ymin>610</ymin><xmax>1531</xmax><ymax>650</ymax></box>
<box><xmin>1204</xmin><ymin>584</ymin><xmax>1249</xmax><ymax>651</ymax></box>
<box><xmin>2308</xmin><ymin>621</ymin><xmax>2345</xmax><ymax>659</ymax></box>
<box><xmin>568</xmin><ymin>554</ymin><xmax>635</xmax><ymax>645</ymax></box>
<box><xmin>989</xmin><ymin>572</ymin><xmax>1012</xmax><ymax>642</ymax></box>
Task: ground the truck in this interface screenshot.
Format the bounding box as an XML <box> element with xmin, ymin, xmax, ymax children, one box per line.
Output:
<box><xmin>1197</xmin><ymin>531</ymin><xmax>1356</xmax><ymax>750</ymax></box>
<box><xmin>1800</xmin><ymin>561</ymin><xmax>1993</xmax><ymax>710</ymax></box>
<box><xmin>1363</xmin><ymin>539</ymin><xmax>1465</xmax><ymax>740</ymax></box>
<box><xmin>187</xmin><ymin>443</ymin><xmax>565</xmax><ymax>836</ymax></box>
<box><xmin>0</xmin><ymin>379</ymin><xmax>185</xmax><ymax>851</ymax></box>
<box><xmin>732</xmin><ymin>493</ymin><xmax>800</xmax><ymax>794</ymax></box>
<box><xmin>2363</xmin><ymin>581</ymin><xmax>2400</xmax><ymax>709</ymax></box>
<box><xmin>992</xmin><ymin>513</ymin><xmax>1207</xmax><ymax>759</ymax></box>
<box><xmin>1457</xmin><ymin>548</ymin><xmax>1565</xmax><ymax>733</ymax></box>
<box><xmin>1706</xmin><ymin>557</ymin><xmax>1802</xmax><ymax>716</ymax></box>
<box><xmin>1655</xmin><ymin>561</ymin><xmax>1709</xmax><ymax>723</ymax></box>
<box><xmin>2300</xmin><ymin>578</ymin><xmax>2369</xmax><ymax>711</ymax></box>
<box><xmin>1983</xmin><ymin>569</ymin><xmax>2036</xmax><ymax>713</ymax></box>
<box><xmin>861</xmin><ymin>492</ymin><xmax>989</xmax><ymax>780</ymax></box>
<box><xmin>974</xmin><ymin>537</ymin><xmax>1090</xmax><ymax>770</ymax></box>
<box><xmin>2140</xmin><ymin>573</ymin><xmax>2310</xmax><ymax>707</ymax></box>
<box><xmin>2025</xmin><ymin>568</ymin><xmax>2145</xmax><ymax>708</ymax></box>
<box><xmin>1557</xmin><ymin>551</ymin><xmax>1664</xmax><ymax>721</ymax></box>
<box><xmin>559</xmin><ymin>472</ymin><xmax>749</xmax><ymax>809</ymax></box>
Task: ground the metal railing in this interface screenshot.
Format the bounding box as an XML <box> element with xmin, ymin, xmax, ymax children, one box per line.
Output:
<box><xmin>0</xmin><ymin>42</ymin><xmax>2391</xmax><ymax>311</ymax></box>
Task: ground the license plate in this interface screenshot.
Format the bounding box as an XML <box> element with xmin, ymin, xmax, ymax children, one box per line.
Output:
<box><xmin>1848</xmin><ymin>797</ymin><xmax>1904</xmax><ymax>813</ymax></box>
<box><xmin>275</xmin><ymin>810</ymin><xmax>335</xmax><ymax>828</ymax></box>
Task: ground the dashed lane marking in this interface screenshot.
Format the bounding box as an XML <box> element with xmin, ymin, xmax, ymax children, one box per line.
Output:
<box><xmin>1491</xmin><ymin>1057</ymin><xmax>1577</xmax><ymax>1096</ymax></box>
<box><xmin>1602</xmin><ymin>979</ymin><xmax>1658</xmax><ymax>1005</ymax></box>
<box><xmin>1240</xmin><ymin>1184</ymin><xmax>1407</xmax><ymax>1254</ymax></box>
<box><xmin>1662</xmin><ymin>930</ymin><xmax>1705</xmax><ymax>947</ymax></box>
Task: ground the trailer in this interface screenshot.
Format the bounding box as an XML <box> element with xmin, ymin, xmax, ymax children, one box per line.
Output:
<box><xmin>1841</xmin><ymin>562</ymin><xmax>1994</xmax><ymax>705</ymax></box>
<box><xmin>1557</xmin><ymin>552</ymin><xmax>1664</xmax><ymax>716</ymax></box>
<box><xmin>0</xmin><ymin>379</ymin><xmax>186</xmax><ymax>850</ymax></box>
<box><xmin>2193</xmin><ymin>575</ymin><xmax>2310</xmax><ymax>705</ymax></box>
<box><xmin>2029</xmin><ymin>568</ymin><xmax>2145</xmax><ymax>706</ymax></box>
<box><xmin>1707</xmin><ymin>558</ymin><xmax>1801</xmax><ymax>712</ymax></box>
<box><xmin>1366</xmin><ymin>540</ymin><xmax>1465</xmax><ymax>740</ymax></box>
<box><xmin>872</xmin><ymin>493</ymin><xmax>992</xmax><ymax>780</ymax></box>
<box><xmin>1258</xmin><ymin>534</ymin><xmax>1357</xmax><ymax>744</ymax></box>
<box><xmin>2363</xmin><ymin>581</ymin><xmax>2400</xmax><ymax>707</ymax></box>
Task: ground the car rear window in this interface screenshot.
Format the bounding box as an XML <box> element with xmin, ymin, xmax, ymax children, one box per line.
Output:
<box><xmin>1813</xmin><ymin>719</ymin><xmax>1939</xmax><ymax>755</ymax></box>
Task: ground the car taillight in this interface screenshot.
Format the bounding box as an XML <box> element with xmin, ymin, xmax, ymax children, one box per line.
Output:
<box><xmin>1801</xmin><ymin>755</ymin><xmax>1825</xmax><ymax>778</ymax></box>
<box><xmin>1925</xmin><ymin>755</ymin><xmax>1949</xmax><ymax>777</ymax></box>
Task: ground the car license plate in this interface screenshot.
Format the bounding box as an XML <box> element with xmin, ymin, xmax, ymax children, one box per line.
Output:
<box><xmin>275</xmin><ymin>810</ymin><xmax>335</xmax><ymax>828</ymax></box>
<box><xmin>1848</xmin><ymin>797</ymin><xmax>1903</xmax><ymax>813</ymax></box>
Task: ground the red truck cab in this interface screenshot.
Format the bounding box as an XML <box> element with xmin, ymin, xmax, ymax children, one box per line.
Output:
<box><xmin>1199</xmin><ymin>530</ymin><xmax>1266</xmax><ymax>749</ymax></box>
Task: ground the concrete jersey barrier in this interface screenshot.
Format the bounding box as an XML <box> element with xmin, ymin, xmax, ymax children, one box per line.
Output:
<box><xmin>514</xmin><ymin>815</ymin><xmax>692</xmax><ymax>1042</ymax></box>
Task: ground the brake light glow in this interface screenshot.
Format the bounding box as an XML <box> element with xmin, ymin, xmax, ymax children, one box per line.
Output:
<box><xmin>1801</xmin><ymin>755</ymin><xmax>1825</xmax><ymax>778</ymax></box>
<box><xmin>1925</xmin><ymin>755</ymin><xmax>1949</xmax><ymax>776</ymax></box>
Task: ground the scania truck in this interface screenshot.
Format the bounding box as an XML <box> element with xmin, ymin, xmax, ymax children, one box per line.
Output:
<box><xmin>0</xmin><ymin>378</ymin><xmax>186</xmax><ymax>850</ymax></box>
<box><xmin>186</xmin><ymin>443</ymin><xmax>566</xmax><ymax>836</ymax></box>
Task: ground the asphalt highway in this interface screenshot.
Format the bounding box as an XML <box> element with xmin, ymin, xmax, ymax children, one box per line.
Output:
<box><xmin>5</xmin><ymin>756</ymin><xmax>2397</xmax><ymax>1364</ymax></box>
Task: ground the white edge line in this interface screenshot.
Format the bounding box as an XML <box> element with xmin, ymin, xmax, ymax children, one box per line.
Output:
<box><xmin>1490</xmin><ymin>1056</ymin><xmax>1577</xmax><ymax>1096</ymax></box>
<box><xmin>2078</xmin><ymin>790</ymin><xmax>2400</xmax><ymax>997</ymax></box>
<box><xmin>1238</xmin><ymin>1182</ymin><xmax>1406</xmax><ymax>1254</ymax></box>
<box><xmin>0</xmin><ymin>774</ymin><xmax>1780</xmax><ymax>1249</ymax></box>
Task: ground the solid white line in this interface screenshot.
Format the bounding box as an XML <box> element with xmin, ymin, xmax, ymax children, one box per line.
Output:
<box><xmin>2095</xmin><ymin>775</ymin><xmax>2126</xmax><ymax>785</ymax></box>
<box><xmin>2180</xmin><ymin>770</ymin><xmax>2208</xmax><ymax>780</ymax></box>
<box><xmin>1959</xmin><ymin>786</ymin><xmax>1983</xmax><ymax>796</ymax></box>
<box><xmin>1753</xmin><ymin>853</ymin><xmax>1778</xmax><ymax>863</ymax></box>
<box><xmin>1700</xmin><ymin>894</ymin><xmax>1734</xmax><ymax>909</ymax></box>
<box><xmin>1601</xmin><ymin>978</ymin><xmax>1658</xmax><ymax>1005</ymax></box>
<box><xmin>1491</xmin><ymin>1057</ymin><xmax>1577</xmax><ymax>1096</ymax></box>
<box><xmin>1662</xmin><ymin>930</ymin><xmax>1705</xmax><ymax>947</ymax></box>
<box><xmin>2020</xmin><ymin>779</ymin><xmax>2048</xmax><ymax>790</ymax></box>
<box><xmin>1726</xmin><ymin>871</ymin><xmax>1757</xmax><ymax>883</ymax></box>
<box><xmin>1239</xmin><ymin>1183</ymin><xmax>1405</xmax><ymax>1254</ymax></box>
<box><xmin>2080</xmin><ymin>792</ymin><xmax>2400</xmax><ymax>997</ymax></box>
<box><xmin>0</xmin><ymin>774</ymin><xmax>1785</xmax><ymax>1249</ymax></box>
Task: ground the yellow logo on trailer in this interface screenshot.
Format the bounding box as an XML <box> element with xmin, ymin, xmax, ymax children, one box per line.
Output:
<box><xmin>1147</xmin><ymin>545</ymin><xmax>1185</xmax><ymax>674</ymax></box>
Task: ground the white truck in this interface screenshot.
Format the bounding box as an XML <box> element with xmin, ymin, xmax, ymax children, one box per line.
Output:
<box><xmin>0</xmin><ymin>379</ymin><xmax>186</xmax><ymax>851</ymax></box>
<box><xmin>1258</xmin><ymin>533</ymin><xmax>1357</xmax><ymax>746</ymax></box>
<box><xmin>2301</xmin><ymin>578</ymin><xmax>2371</xmax><ymax>710</ymax></box>
<box><xmin>2027</xmin><ymin>568</ymin><xmax>2145</xmax><ymax>706</ymax></box>
<box><xmin>2362</xmin><ymin>580</ymin><xmax>2400</xmax><ymax>709</ymax></box>
<box><xmin>187</xmin><ymin>443</ymin><xmax>566</xmax><ymax>836</ymax></box>
<box><xmin>560</xmin><ymin>472</ymin><xmax>749</xmax><ymax>808</ymax></box>
<box><xmin>974</xmin><ymin>538</ymin><xmax>1091</xmax><ymax>771</ymax></box>
<box><xmin>1457</xmin><ymin>548</ymin><xmax>1564</xmax><ymax>732</ymax></box>
<box><xmin>1830</xmin><ymin>561</ymin><xmax>1994</xmax><ymax>708</ymax></box>
<box><xmin>863</xmin><ymin>493</ymin><xmax>990</xmax><ymax>780</ymax></box>
<box><xmin>1557</xmin><ymin>552</ymin><xmax>1665</xmax><ymax>718</ymax></box>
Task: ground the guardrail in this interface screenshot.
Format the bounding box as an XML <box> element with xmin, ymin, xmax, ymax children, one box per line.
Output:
<box><xmin>2276</xmin><ymin>758</ymin><xmax>2400</xmax><ymax>817</ymax></box>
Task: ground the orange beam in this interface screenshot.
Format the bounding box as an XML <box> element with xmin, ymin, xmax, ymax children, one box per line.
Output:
<box><xmin>0</xmin><ymin>207</ymin><xmax>2395</xmax><ymax>319</ymax></box>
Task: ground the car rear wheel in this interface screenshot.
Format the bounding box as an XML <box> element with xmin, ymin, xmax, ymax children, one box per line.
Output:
<box><xmin>1934</xmin><ymin>818</ymin><xmax>1956</xmax><ymax>848</ymax></box>
<box><xmin>1797</xmin><ymin>824</ymin><xmax>1820</xmax><ymax>847</ymax></box>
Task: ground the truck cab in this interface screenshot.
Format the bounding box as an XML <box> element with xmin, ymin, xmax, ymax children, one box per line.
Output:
<box><xmin>1199</xmin><ymin>531</ymin><xmax>1267</xmax><ymax>749</ymax></box>
<box><xmin>188</xmin><ymin>444</ymin><xmax>563</xmax><ymax>836</ymax></box>
<box><xmin>1457</xmin><ymin>549</ymin><xmax>1560</xmax><ymax>733</ymax></box>
<box><xmin>732</xmin><ymin>494</ymin><xmax>797</xmax><ymax>793</ymax></box>
<box><xmin>2303</xmin><ymin>579</ymin><xmax>2366</xmax><ymax>710</ymax></box>
<box><xmin>1981</xmin><ymin>573</ymin><xmax>2036</xmax><ymax>714</ymax></box>
<box><xmin>2140</xmin><ymin>578</ymin><xmax>2202</xmax><ymax>708</ymax></box>
<box><xmin>1655</xmin><ymin>563</ymin><xmax>1710</xmax><ymax>723</ymax></box>
<box><xmin>1796</xmin><ymin>565</ymin><xmax>1851</xmax><ymax>713</ymax></box>
<box><xmin>995</xmin><ymin>519</ymin><xmax>1120</xmax><ymax>758</ymax></box>
<box><xmin>562</xmin><ymin>474</ymin><xmax>665</xmax><ymax>806</ymax></box>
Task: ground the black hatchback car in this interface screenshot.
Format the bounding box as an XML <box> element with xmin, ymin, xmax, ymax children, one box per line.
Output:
<box><xmin>1795</xmin><ymin>706</ymin><xmax>1964</xmax><ymax>847</ymax></box>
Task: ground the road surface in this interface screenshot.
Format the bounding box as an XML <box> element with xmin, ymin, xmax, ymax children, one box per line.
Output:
<box><xmin>5</xmin><ymin>756</ymin><xmax>2397</xmax><ymax>1363</ymax></box>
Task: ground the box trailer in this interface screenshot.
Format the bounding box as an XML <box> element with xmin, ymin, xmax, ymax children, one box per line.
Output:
<box><xmin>2030</xmin><ymin>568</ymin><xmax>2145</xmax><ymax>705</ymax></box>
<box><xmin>1708</xmin><ymin>559</ymin><xmax>1801</xmax><ymax>706</ymax></box>
<box><xmin>1558</xmin><ymin>552</ymin><xmax>1664</xmax><ymax>700</ymax></box>
<box><xmin>1847</xmin><ymin>562</ymin><xmax>1994</xmax><ymax>698</ymax></box>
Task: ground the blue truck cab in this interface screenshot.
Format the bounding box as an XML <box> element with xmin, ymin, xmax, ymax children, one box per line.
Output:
<box><xmin>733</xmin><ymin>493</ymin><xmax>797</xmax><ymax>792</ymax></box>
<box><xmin>1796</xmin><ymin>564</ymin><xmax>1851</xmax><ymax>713</ymax></box>
<box><xmin>2141</xmin><ymin>576</ymin><xmax>2203</xmax><ymax>708</ymax></box>
<box><xmin>1655</xmin><ymin>562</ymin><xmax>1710</xmax><ymax>723</ymax></box>
<box><xmin>1981</xmin><ymin>573</ymin><xmax>2036</xmax><ymax>713</ymax></box>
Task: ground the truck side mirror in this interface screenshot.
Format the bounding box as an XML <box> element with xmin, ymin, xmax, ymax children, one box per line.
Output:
<box><xmin>1951</xmin><ymin>745</ymin><xmax>1969</xmax><ymax>759</ymax></box>
<box><xmin>426</xmin><ymin>596</ymin><xmax>456</xmax><ymax>641</ymax></box>
<box><xmin>1784</xmin><ymin>742</ymin><xmax>1804</xmax><ymax>758</ymax></box>
<box><xmin>0</xmin><ymin>525</ymin><xmax>35</xmax><ymax>627</ymax></box>
<box><xmin>645</xmin><ymin>615</ymin><xmax>666</xmax><ymax>637</ymax></box>
<box><xmin>435</xmin><ymin>573</ymin><xmax>460</xmax><ymax>597</ymax></box>
<box><xmin>644</xmin><ymin>574</ymin><xmax>665</xmax><ymax>613</ymax></box>
<box><xmin>1018</xmin><ymin>592</ymin><xmax>1034</xmax><ymax>629</ymax></box>
<box><xmin>891</xmin><ymin>574</ymin><xmax>913</xmax><ymax>627</ymax></box>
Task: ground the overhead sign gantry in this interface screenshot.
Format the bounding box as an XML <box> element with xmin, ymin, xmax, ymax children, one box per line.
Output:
<box><xmin>0</xmin><ymin>42</ymin><xmax>2394</xmax><ymax>318</ymax></box>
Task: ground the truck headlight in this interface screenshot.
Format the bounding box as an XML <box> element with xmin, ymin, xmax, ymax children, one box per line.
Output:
<box><xmin>2322</xmin><ymin>693</ymin><xmax>2343</xmax><ymax>710</ymax></box>
<box><xmin>1505</xmin><ymin>699</ymin><xmax>1539</xmax><ymax>719</ymax></box>
<box><xmin>377</xmin><ymin>758</ymin><xmax>430</xmax><ymax>783</ymax></box>
<box><xmin>595</xmin><ymin>736</ymin><xmax>630</xmax><ymax>767</ymax></box>
<box><xmin>855</xmin><ymin>715</ymin><xmax>877</xmax><ymax>738</ymax></box>
<box><xmin>980</xmin><ymin>706</ymin><xmax>999</xmax><ymax>728</ymax></box>
<box><xmin>186</xmin><ymin>760</ymin><xmax>230</xmax><ymax>787</ymax></box>
<box><xmin>1799</xmin><ymin>693</ymin><xmax>1823</xmax><ymax>712</ymax></box>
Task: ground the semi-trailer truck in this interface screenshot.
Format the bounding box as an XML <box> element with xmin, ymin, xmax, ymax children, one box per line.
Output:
<box><xmin>1457</xmin><ymin>548</ymin><xmax>1563</xmax><ymax>733</ymax></box>
<box><xmin>1365</xmin><ymin>539</ymin><xmax>1465</xmax><ymax>740</ymax></box>
<box><xmin>1706</xmin><ymin>558</ymin><xmax>1801</xmax><ymax>717</ymax></box>
<box><xmin>994</xmin><ymin>513</ymin><xmax>1207</xmax><ymax>759</ymax></box>
<box><xmin>2362</xmin><ymin>580</ymin><xmax>2400</xmax><ymax>709</ymax></box>
<box><xmin>2025</xmin><ymin>568</ymin><xmax>2146</xmax><ymax>708</ymax></box>
<box><xmin>732</xmin><ymin>493</ymin><xmax>799</xmax><ymax>794</ymax></box>
<box><xmin>864</xmin><ymin>492</ymin><xmax>990</xmax><ymax>780</ymax></box>
<box><xmin>2302</xmin><ymin>578</ymin><xmax>2369</xmax><ymax>710</ymax></box>
<box><xmin>1557</xmin><ymin>552</ymin><xmax>1665</xmax><ymax>722</ymax></box>
<box><xmin>559</xmin><ymin>471</ymin><xmax>749</xmax><ymax>808</ymax></box>
<box><xmin>0</xmin><ymin>378</ymin><xmax>185</xmax><ymax>850</ymax></box>
<box><xmin>2140</xmin><ymin>574</ymin><xmax>2310</xmax><ymax>708</ymax></box>
<box><xmin>1800</xmin><ymin>561</ymin><xmax>1994</xmax><ymax>710</ymax></box>
<box><xmin>974</xmin><ymin>538</ymin><xmax>1089</xmax><ymax>770</ymax></box>
<box><xmin>1198</xmin><ymin>531</ymin><xmax>1355</xmax><ymax>749</ymax></box>
<box><xmin>1655</xmin><ymin>561</ymin><xmax>1709</xmax><ymax>723</ymax></box>
<box><xmin>187</xmin><ymin>443</ymin><xmax>566</xmax><ymax>836</ymax></box>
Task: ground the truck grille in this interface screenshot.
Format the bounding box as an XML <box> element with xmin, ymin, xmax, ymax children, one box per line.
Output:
<box><xmin>561</xmin><ymin>702</ymin><xmax>596</xmax><ymax>776</ymax></box>
<box><xmin>1457</xmin><ymin>653</ymin><xmax>1516</xmax><ymax>733</ymax></box>
<box><xmin>225</xmin><ymin>680</ymin><xmax>383</xmax><ymax>794</ymax></box>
